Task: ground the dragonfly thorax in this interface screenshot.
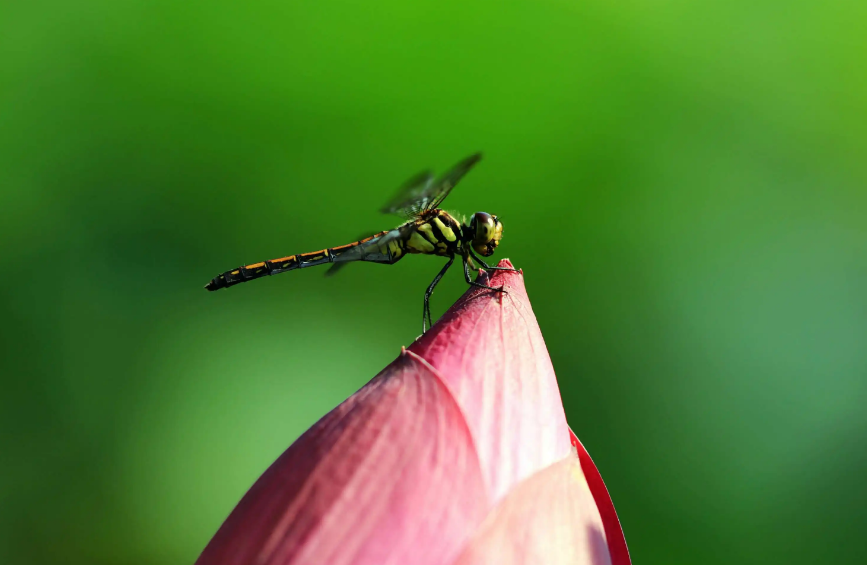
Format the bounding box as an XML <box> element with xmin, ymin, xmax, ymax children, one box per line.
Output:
<box><xmin>468</xmin><ymin>212</ymin><xmax>503</xmax><ymax>257</ymax></box>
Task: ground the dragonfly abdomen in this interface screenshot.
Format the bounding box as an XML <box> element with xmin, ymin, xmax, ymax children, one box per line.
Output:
<box><xmin>205</xmin><ymin>253</ymin><xmax>315</xmax><ymax>291</ymax></box>
<box><xmin>205</xmin><ymin>230</ymin><xmax>400</xmax><ymax>291</ymax></box>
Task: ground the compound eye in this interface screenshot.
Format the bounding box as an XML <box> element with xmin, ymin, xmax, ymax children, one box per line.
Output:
<box><xmin>473</xmin><ymin>212</ymin><xmax>495</xmax><ymax>243</ymax></box>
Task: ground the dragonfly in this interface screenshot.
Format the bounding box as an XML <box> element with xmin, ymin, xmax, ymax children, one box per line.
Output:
<box><xmin>204</xmin><ymin>153</ymin><xmax>518</xmax><ymax>332</ymax></box>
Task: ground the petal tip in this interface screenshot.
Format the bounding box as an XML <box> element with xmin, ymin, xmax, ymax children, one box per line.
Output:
<box><xmin>475</xmin><ymin>258</ymin><xmax>524</xmax><ymax>290</ymax></box>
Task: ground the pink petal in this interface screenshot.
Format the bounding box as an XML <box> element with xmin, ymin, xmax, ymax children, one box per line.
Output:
<box><xmin>196</xmin><ymin>350</ymin><xmax>488</xmax><ymax>565</ymax></box>
<box><xmin>411</xmin><ymin>259</ymin><xmax>572</xmax><ymax>501</ymax></box>
<box><xmin>452</xmin><ymin>454</ymin><xmax>612</xmax><ymax>565</ymax></box>
<box><xmin>571</xmin><ymin>429</ymin><xmax>631</xmax><ymax>565</ymax></box>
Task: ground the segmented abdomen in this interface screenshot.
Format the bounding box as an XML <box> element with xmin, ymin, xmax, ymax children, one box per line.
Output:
<box><xmin>205</xmin><ymin>230</ymin><xmax>397</xmax><ymax>290</ymax></box>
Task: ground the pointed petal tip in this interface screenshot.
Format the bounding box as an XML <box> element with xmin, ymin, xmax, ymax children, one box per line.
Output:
<box><xmin>473</xmin><ymin>260</ymin><xmax>528</xmax><ymax>302</ymax></box>
<box><xmin>409</xmin><ymin>256</ymin><xmax>571</xmax><ymax>503</ymax></box>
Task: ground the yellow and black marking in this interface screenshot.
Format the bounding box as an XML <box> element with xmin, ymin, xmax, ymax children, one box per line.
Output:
<box><xmin>205</xmin><ymin>230</ymin><xmax>397</xmax><ymax>291</ymax></box>
<box><xmin>405</xmin><ymin>210</ymin><xmax>464</xmax><ymax>257</ymax></box>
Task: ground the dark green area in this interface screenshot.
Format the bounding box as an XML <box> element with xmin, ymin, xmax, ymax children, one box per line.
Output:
<box><xmin>2</xmin><ymin>2</ymin><xmax>865</xmax><ymax>563</ymax></box>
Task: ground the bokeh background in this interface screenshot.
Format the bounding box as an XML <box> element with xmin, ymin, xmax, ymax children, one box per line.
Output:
<box><xmin>3</xmin><ymin>1</ymin><xmax>866</xmax><ymax>563</ymax></box>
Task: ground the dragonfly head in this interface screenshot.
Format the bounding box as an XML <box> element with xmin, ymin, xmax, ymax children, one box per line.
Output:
<box><xmin>468</xmin><ymin>212</ymin><xmax>503</xmax><ymax>257</ymax></box>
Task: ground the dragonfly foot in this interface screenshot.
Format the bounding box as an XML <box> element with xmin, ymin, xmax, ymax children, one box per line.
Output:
<box><xmin>468</xmin><ymin>281</ymin><xmax>507</xmax><ymax>293</ymax></box>
<box><xmin>479</xmin><ymin>266</ymin><xmax>520</xmax><ymax>273</ymax></box>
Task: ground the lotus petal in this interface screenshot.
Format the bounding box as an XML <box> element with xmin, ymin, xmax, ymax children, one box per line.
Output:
<box><xmin>196</xmin><ymin>351</ymin><xmax>488</xmax><ymax>565</ymax></box>
<box><xmin>453</xmin><ymin>454</ymin><xmax>611</xmax><ymax>565</ymax></box>
<box><xmin>411</xmin><ymin>259</ymin><xmax>572</xmax><ymax>501</ymax></box>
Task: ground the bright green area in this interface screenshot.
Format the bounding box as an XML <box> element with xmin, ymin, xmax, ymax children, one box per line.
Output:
<box><xmin>2</xmin><ymin>2</ymin><xmax>865</xmax><ymax>563</ymax></box>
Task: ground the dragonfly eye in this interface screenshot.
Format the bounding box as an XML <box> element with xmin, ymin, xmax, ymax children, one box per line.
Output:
<box><xmin>470</xmin><ymin>212</ymin><xmax>501</xmax><ymax>256</ymax></box>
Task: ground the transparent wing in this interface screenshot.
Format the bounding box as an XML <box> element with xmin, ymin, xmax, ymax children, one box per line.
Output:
<box><xmin>380</xmin><ymin>153</ymin><xmax>482</xmax><ymax>217</ymax></box>
<box><xmin>380</xmin><ymin>170</ymin><xmax>435</xmax><ymax>217</ymax></box>
<box><xmin>427</xmin><ymin>152</ymin><xmax>482</xmax><ymax>211</ymax></box>
<box><xmin>324</xmin><ymin>230</ymin><xmax>399</xmax><ymax>276</ymax></box>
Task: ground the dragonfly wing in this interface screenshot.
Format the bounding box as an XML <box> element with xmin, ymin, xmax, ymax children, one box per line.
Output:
<box><xmin>380</xmin><ymin>170</ymin><xmax>435</xmax><ymax>217</ymax></box>
<box><xmin>379</xmin><ymin>152</ymin><xmax>483</xmax><ymax>217</ymax></box>
<box><xmin>324</xmin><ymin>230</ymin><xmax>401</xmax><ymax>276</ymax></box>
<box><xmin>427</xmin><ymin>152</ymin><xmax>482</xmax><ymax>211</ymax></box>
<box><xmin>324</xmin><ymin>261</ymin><xmax>352</xmax><ymax>277</ymax></box>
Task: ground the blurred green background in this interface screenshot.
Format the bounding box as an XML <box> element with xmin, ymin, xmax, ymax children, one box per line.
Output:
<box><xmin>2</xmin><ymin>1</ymin><xmax>865</xmax><ymax>563</ymax></box>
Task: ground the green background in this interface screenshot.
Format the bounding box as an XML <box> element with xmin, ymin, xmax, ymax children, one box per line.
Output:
<box><xmin>3</xmin><ymin>1</ymin><xmax>865</xmax><ymax>563</ymax></box>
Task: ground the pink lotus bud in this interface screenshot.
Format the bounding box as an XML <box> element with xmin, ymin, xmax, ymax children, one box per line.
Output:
<box><xmin>196</xmin><ymin>260</ymin><xmax>630</xmax><ymax>565</ymax></box>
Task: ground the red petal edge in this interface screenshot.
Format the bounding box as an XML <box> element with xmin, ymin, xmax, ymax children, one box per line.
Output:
<box><xmin>570</xmin><ymin>428</ymin><xmax>631</xmax><ymax>565</ymax></box>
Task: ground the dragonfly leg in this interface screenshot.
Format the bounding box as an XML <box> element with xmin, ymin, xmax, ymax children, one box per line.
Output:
<box><xmin>424</xmin><ymin>255</ymin><xmax>455</xmax><ymax>333</ymax></box>
<box><xmin>463</xmin><ymin>256</ymin><xmax>508</xmax><ymax>292</ymax></box>
<box><xmin>469</xmin><ymin>250</ymin><xmax>520</xmax><ymax>272</ymax></box>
